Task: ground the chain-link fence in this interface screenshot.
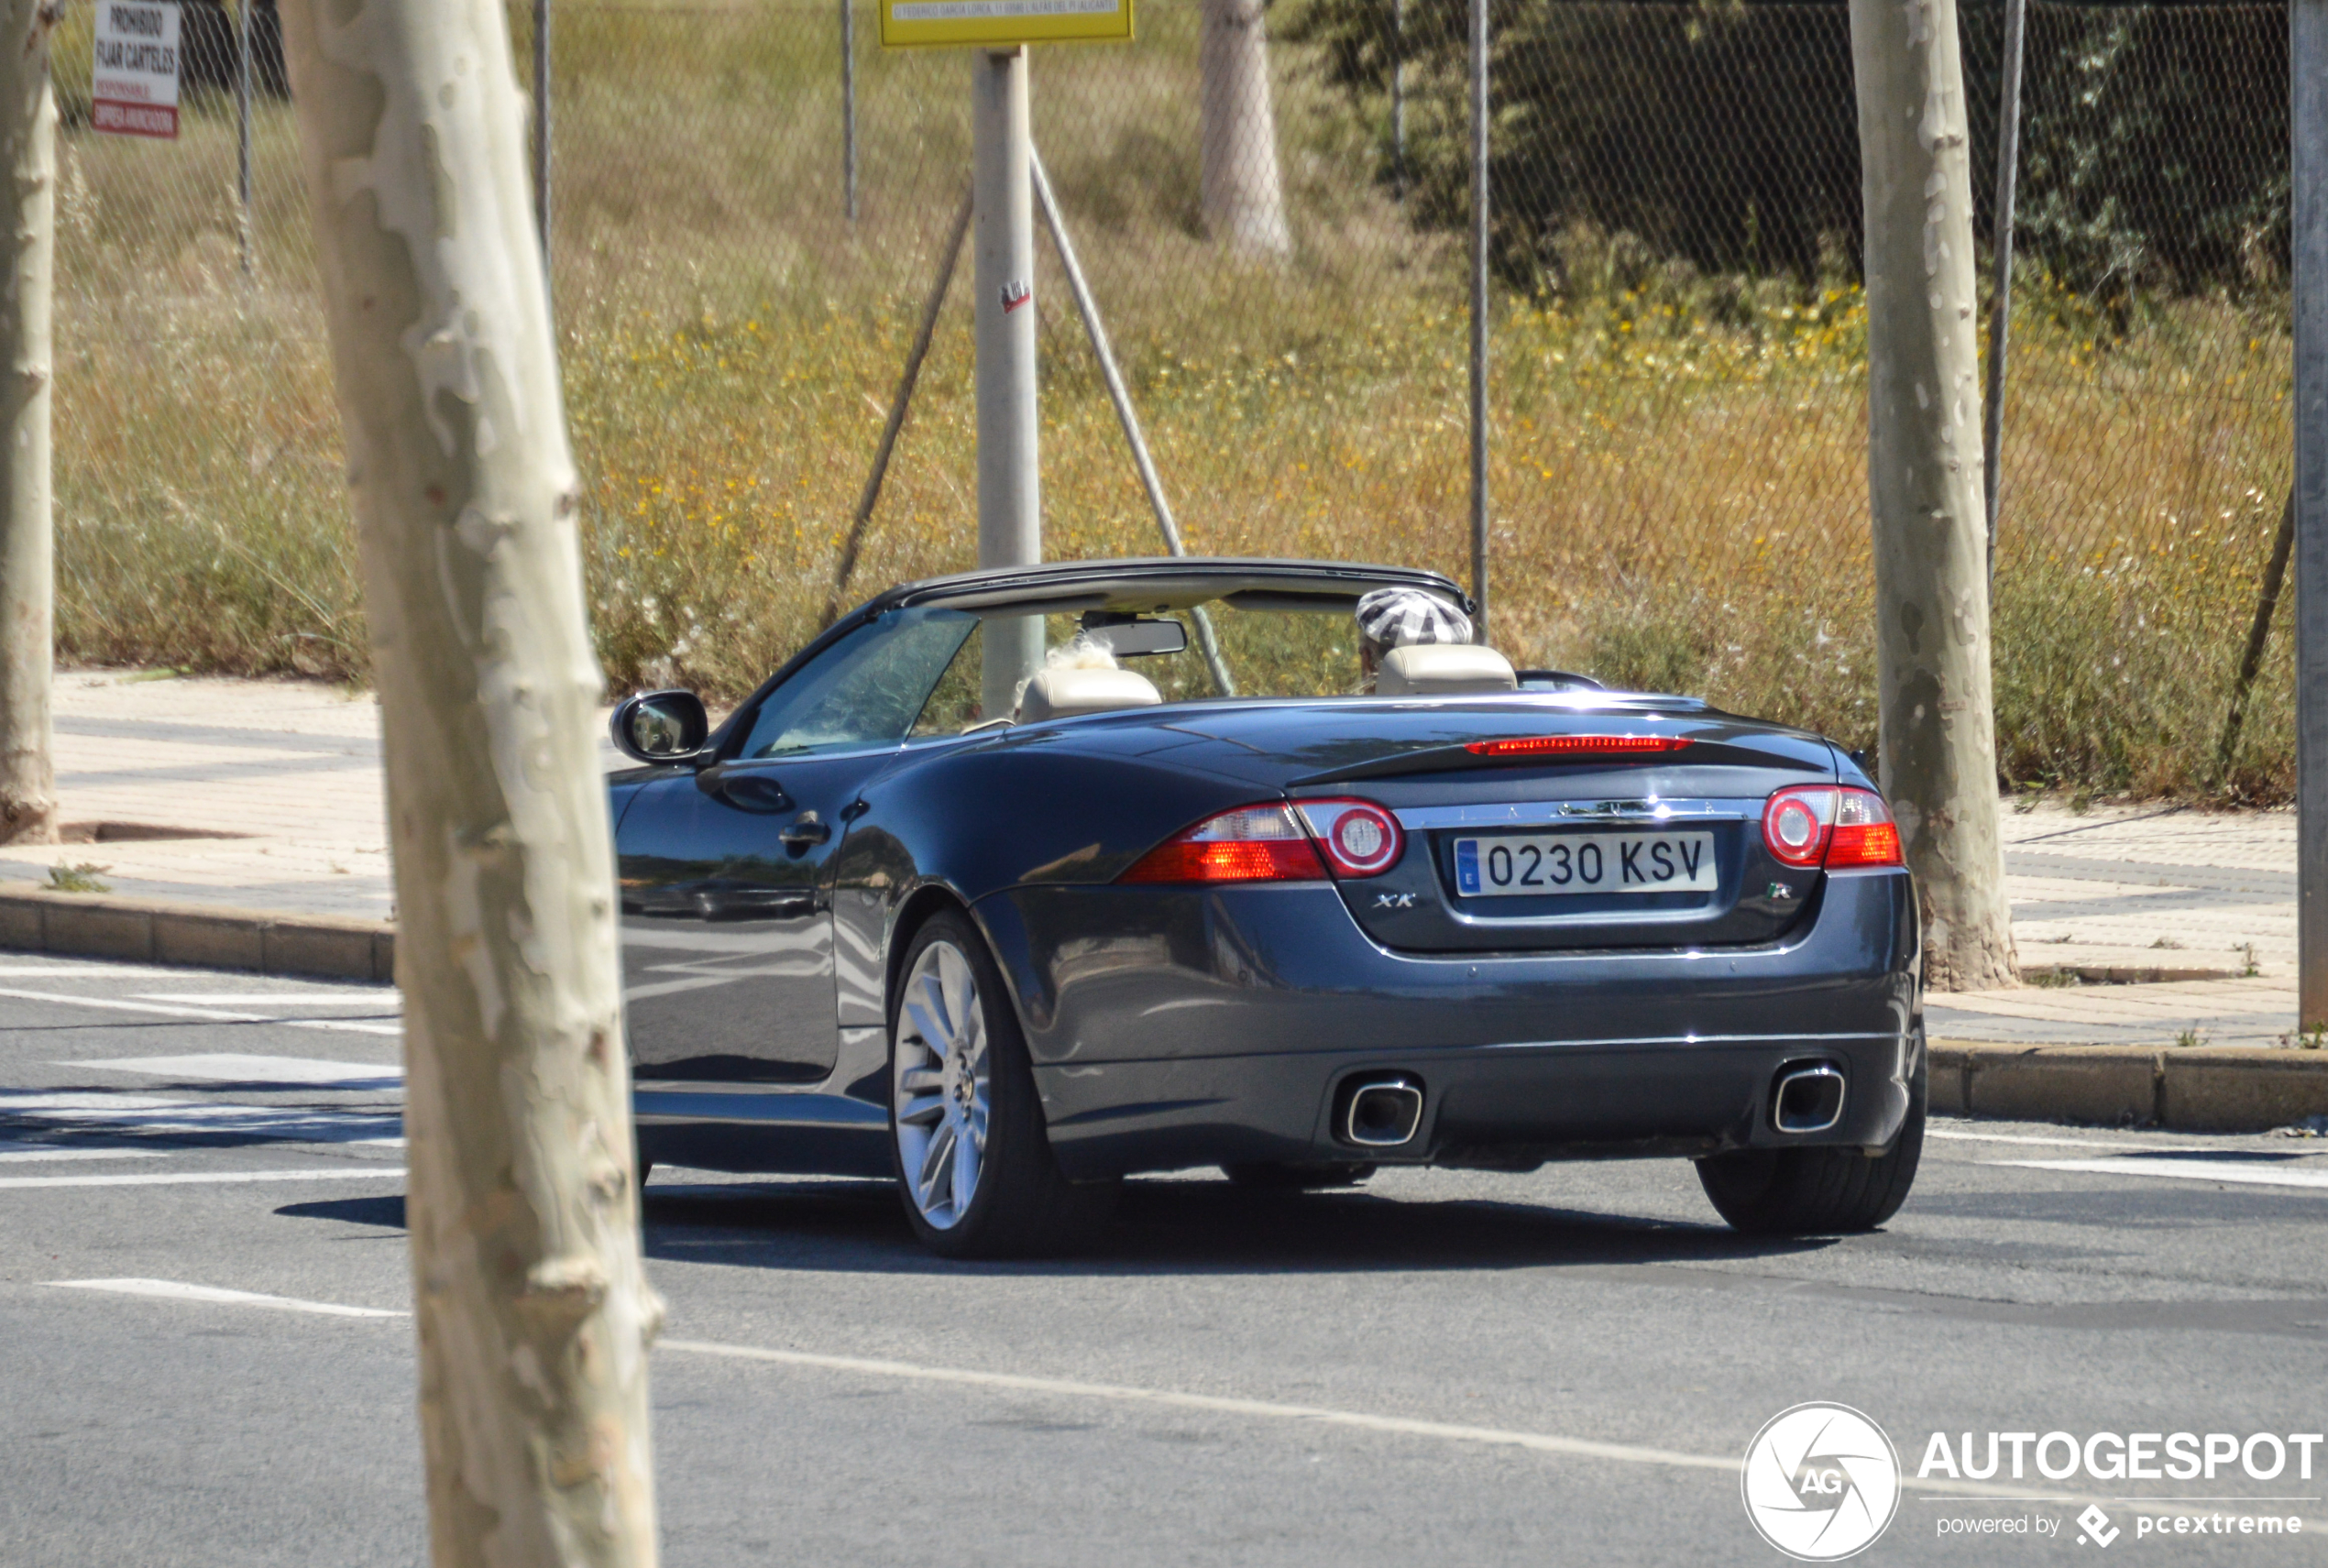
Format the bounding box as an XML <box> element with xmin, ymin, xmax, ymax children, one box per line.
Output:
<box><xmin>48</xmin><ymin>0</ymin><xmax>2296</xmax><ymax>798</ymax></box>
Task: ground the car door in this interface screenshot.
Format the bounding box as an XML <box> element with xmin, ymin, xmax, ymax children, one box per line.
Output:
<box><xmin>616</xmin><ymin>608</ymin><xmax>979</xmax><ymax>1088</ymax></box>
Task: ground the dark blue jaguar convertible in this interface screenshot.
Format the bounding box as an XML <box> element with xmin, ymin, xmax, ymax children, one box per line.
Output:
<box><xmin>607</xmin><ymin>557</ymin><xmax>1924</xmax><ymax>1256</ymax></box>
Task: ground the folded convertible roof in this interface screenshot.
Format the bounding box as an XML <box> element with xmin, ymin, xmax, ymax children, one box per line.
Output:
<box><xmin>875</xmin><ymin>557</ymin><xmax>1472</xmax><ymax>617</ymax></box>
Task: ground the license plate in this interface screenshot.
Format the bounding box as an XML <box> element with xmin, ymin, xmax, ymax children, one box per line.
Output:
<box><xmin>1454</xmin><ymin>830</ymin><xmax>1718</xmax><ymax>897</ymax></box>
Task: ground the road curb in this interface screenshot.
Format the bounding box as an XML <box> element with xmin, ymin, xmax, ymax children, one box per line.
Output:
<box><xmin>1930</xmin><ymin>1038</ymin><xmax>2328</xmax><ymax>1134</ymax></box>
<box><xmin>0</xmin><ymin>881</ymin><xmax>393</xmax><ymax>983</ymax></box>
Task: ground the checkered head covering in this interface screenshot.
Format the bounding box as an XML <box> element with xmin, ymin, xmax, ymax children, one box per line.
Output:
<box><xmin>1355</xmin><ymin>587</ymin><xmax>1473</xmax><ymax>651</ymax></box>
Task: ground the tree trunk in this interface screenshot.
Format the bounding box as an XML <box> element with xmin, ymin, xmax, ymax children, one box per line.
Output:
<box><xmin>277</xmin><ymin>0</ymin><xmax>663</xmax><ymax>1563</ymax></box>
<box><xmin>1199</xmin><ymin>0</ymin><xmax>1290</xmax><ymax>258</ymax></box>
<box><xmin>1849</xmin><ymin>0</ymin><xmax>2018</xmax><ymax>992</ymax></box>
<box><xmin>0</xmin><ymin>0</ymin><xmax>56</xmax><ymax>848</ymax></box>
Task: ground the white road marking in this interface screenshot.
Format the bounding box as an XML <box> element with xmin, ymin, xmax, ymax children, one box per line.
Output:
<box><xmin>51</xmin><ymin>1278</ymin><xmax>403</xmax><ymax>1317</ymax></box>
<box><xmin>60</xmin><ymin>1053</ymin><xmax>401</xmax><ymax>1088</ymax></box>
<box><xmin>0</xmin><ymin>964</ymin><xmax>211</xmax><ymax>979</ymax></box>
<box><xmin>0</xmin><ymin>987</ymin><xmax>264</xmax><ymax>1023</ymax></box>
<box><xmin>0</xmin><ymin>985</ymin><xmax>400</xmax><ymax>1037</ymax></box>
<box><xmin>1993</xmin><ymin>1157</ymin><xmax>2328</xmax><ymax>1190</ymax></box>
<box><xmin>0</xmin><ymin>1091</ymin><xmax>401</xmax><ymax>1145</ymax></box>
<box><xmin>0</xmin><ymin>1143</ymin><xmax>165</xmax><ymax>1163</ymax></box>
<box><xmin>0</xmin><ymin>1167</ymin><xmax>398</xmax><ymax>1190</ymax></box>
<box><xmin>136</xmin><ymin>992</ymin><xmax>399</xmax><ymax>1009</ymax></box>
<box><xmin>43</xmin><ymin>1277</ymin><xmax>2324</xmax><ymax>1529</ymax></box>
<box><xmin>1927</xmin><ymin>1129</ymin><xmax>2148</xmax><ymax>1151</ymax></box>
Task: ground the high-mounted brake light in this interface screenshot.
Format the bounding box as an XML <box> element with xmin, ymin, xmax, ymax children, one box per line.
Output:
<box><xmin>1464</xmin><ymin>735</ymin><xmax>1693</xmax><ymax>758</ymax></box>
<box><xmin>1118</xmin><ymin>804</ymin><xmax>1327</xmax><ymax>884</ymax></box>
<box><xmin>1761</xmin><ymin>785</ymin><xmax>1902</xmax><ymax>870</ymax></box>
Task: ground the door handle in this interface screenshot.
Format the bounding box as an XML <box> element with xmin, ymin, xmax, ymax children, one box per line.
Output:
<box><xmin>777</xmin><ymin>811</ymin><xmax>831</xmax><ymax>850</ymax></box>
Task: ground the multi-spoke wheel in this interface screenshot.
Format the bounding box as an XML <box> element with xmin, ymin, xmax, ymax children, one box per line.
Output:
<box><xmin>893</xmin><ymin>938</ymin><xmax>990</xmax><ymax>1231</ymax></box>
<box><xmin>887</xmin><ymin>910</ymin><xmax>1117</xmax><ymax>1258</ymax></box>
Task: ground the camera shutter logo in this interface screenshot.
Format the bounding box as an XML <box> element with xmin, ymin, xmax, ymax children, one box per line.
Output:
<box><xmin>1741</xmin><ymin>1402</ymin><xmax>1902</xmax><ymax>1561</ymax></box>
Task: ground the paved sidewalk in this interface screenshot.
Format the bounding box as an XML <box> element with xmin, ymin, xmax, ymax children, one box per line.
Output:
<box><xmin>0</xmin><ymin>670</ymin><xmax>2301</xmax><ymax>1047</ymax></box>
<box><xmin>1929</xmin><ymin>802</ymin><xmax>2301</xmax><ymax>1048</ymax></box>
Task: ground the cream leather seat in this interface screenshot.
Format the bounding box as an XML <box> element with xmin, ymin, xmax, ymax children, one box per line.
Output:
<box><xmin>1015</xmin><ymin>665</ymin><xmax>1163</xmax><ymax>722</ymax></box>
<box><xmin>1377</xmin><ymin>643</ymin><xmax>1518</xmax><ymax>696</ymax></box>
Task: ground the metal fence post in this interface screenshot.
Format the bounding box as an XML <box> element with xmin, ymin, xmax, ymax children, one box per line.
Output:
<box><xmin>1390</xmin><ymin>0</ymin><xmax>1406</xmax><ymax>199</ymax></box>
<box><xmin>972</xmin><ymin>46</ymin><xmax>1042</xmax><ymax>720</ymax></box>
<box><xmin>842</xmin><ymin>0</ymin><xmax>858</xmax><ymax>222</ymax></box>
<box><xmin>2296</xmin><ymin>0</ymin><xmax>2328</xmax><ymax>1031</ymax></box>
<box><xmin>236</xmin><ymin>0</ymin><xmax>252</xmax><ymax>275</ymax></box>
<box><xmin>1466</xmin><ymin>0</ymin><xmax>1488</xmax><ymax>639</ymax></box>
<box><xmin>533</xmin><ymin>0</ymin><xmax>552</xmax><ymax>315</ymax></box>
<box><xmin>1982</xmin><ymin>0</ymin><xmax>2025</xmax><ymax>576</ymax></box>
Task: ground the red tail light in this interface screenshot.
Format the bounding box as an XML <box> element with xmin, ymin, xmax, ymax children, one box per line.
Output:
<box><xmin>1119</xmin><ymin>798</ymin><xmax>1408</xmax><ymax>884</ymax></box>
<box><xmin>1762</xmin><ymin>785</ymin><xmax>1903</xmax><ymax>870</ymax></box>
<box><xmin>1119</xmin><ymin>805</ymin><xmax>1327</xmax><ymax>884</ymax></box>
<box><xmin>1465</xmin><ymin>735</ymin><xmax>1693</xmax><ymax>758</ymax></box>
<box><xmin>1293</xmin><ymin>799</ymin><xmax>1405</xmax><ymax>877</ymax></box>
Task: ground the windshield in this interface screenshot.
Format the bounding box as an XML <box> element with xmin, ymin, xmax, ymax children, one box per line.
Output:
<box><xmin>734</xmin><ymin>595</ymin><xmax>1430</xmax><ymax>754</ymax></box>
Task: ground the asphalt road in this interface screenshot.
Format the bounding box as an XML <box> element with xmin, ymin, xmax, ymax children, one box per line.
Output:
<box><xmin>3</xmin><ymin>955</ymin><xmax>2324</xmax><ymax>1566</ymax></box>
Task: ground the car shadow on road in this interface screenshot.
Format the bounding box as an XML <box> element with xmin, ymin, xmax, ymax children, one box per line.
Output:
<box><xmin>281</xmin><ymin>1178</ymin><xmax>1829</xmax><ymax>1275</ymax></box>
<box><xmin>662</xmin><ymin>1177</ymin><xmax>1835</xmax><ymax>1276</ymax></box>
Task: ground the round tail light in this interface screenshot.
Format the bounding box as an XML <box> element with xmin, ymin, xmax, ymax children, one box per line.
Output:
<box><xmin>1294</xmin><ymin>799</ymin><xmax>1405</xmax><ymax>878</ymax></box>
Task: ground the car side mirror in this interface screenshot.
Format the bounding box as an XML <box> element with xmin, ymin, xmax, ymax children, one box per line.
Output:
<box><xmin>610</xmin><ymin>689</ymin><xmax>710</xmax><ymax>765</ymax></box>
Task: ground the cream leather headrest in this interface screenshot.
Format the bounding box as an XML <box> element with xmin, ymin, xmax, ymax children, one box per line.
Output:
<box><xmin>1015</xmin><ymin>665</ymin><xmax>1163</xmax><ymax>722</ymax></box>
<box><xmin>1377</xmin><ymin>643</ymin><xmax>1517</xmax><ymax>697</ymax></box>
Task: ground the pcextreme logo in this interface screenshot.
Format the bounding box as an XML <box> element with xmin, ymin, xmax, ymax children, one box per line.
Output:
<box><xmin>1742</xmin><ymin>1402</ymin><xmax>1904</xmax><ymax>1561</ymax></box>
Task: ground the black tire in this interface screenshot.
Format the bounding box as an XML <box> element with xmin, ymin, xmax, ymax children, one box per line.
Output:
<box><xmin>1221</xmin><ymin>1161</ymin><xmax>1376</xmax><ymax>1190</ymax></box>
<box><xmin>1696</xmin><ymin>1052</ymin><xmax>1926</xmax><ymax>1235</ymax></box>
<box><xmin>888</xmin><ymin>909</ymin><xmax>1117</xmax><ymax>1259</ymax></box>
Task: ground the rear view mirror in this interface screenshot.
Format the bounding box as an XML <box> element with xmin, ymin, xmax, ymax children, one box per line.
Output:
<box><xmin>611</xmin><ymin>689</ymin><xmax>710</xmax><ymax>764</ymax></box>
<box><xmin>1081</xmin><ymin>616</ymin><xmax>1189</xmax><ymax>659</ymax></box>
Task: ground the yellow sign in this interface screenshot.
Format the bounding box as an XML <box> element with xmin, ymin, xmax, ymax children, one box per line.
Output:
<box><xmin>878</xmin><ymin>0</ymin><xmax>1133</xmax><ymax>49</ymax></box>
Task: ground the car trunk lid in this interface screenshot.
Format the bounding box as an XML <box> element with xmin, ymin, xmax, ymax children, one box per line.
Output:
<box><xmin>1255</xmin><ymin>706</ymin><xmax>1838</xmax><ymax>953</ymax></box>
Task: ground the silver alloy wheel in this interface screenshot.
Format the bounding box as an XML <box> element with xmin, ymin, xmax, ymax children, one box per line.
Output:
<box><xmin>893</xmin><ymin>939</ymin><xmax>991</xmax><ymax>1230</ymax></box>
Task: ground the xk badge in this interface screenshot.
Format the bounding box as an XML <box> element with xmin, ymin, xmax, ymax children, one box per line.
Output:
<box><xmin>1372</xmin><ymin>892</ymin><xmax>1416</xmax><ymax>909</ymax></box>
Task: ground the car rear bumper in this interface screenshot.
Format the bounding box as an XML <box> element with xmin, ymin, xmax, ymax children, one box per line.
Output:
<box><xmin>979</xmin><ymin>869</ymin><xmax>1919</xmax><ymax>1179</ymax></box>
<box><xmin>1031</xmin><ymin>1028</ymin><xmax>1918</xmax><ymax>1179</ymax></box>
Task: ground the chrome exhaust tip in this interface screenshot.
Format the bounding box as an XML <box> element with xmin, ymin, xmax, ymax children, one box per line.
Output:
<box><xmin>1772</xmin><ymin>1063</ymin><xmax>1846</xmax><ymax>1135</ymax></box>
<box><xmin>1340</xmin><ymin>1075</ymin><xmax>1424</xmax><ymax>1148</ymax></box>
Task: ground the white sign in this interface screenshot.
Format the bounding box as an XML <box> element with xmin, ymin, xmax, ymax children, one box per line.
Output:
<box><xmin>93</xmin><ymin>0</ymin><xmax>181</xmax><ymax>140</ymax></box>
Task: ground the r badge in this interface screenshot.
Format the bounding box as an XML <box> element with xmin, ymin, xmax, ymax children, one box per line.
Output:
<box><xmin>1766</xmin><ymin>882</ymin><xmax>1795</xmax><ymax>901</ymax></box>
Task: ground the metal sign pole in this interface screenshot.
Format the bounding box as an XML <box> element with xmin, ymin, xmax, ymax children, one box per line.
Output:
<box><xmin>1466</xmin><ymin>0</ymin><xmax>1488</xmax><ymax>639</ymax></box>
<box><xmin>973</xmin><ymin>46</ymin><xmax>1042</xmax><ymax>721</ymax></box>
<box><xmin>2297</xmin><ymin>0</ymin><xmax>2328</xmax><ymax>1032</ymax></box>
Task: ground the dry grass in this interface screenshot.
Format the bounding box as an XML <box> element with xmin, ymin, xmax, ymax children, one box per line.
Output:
<box><xmin>44</xmin><ymin>1</ymin><xmax>2295</xmax><ymax>800</ymax></box>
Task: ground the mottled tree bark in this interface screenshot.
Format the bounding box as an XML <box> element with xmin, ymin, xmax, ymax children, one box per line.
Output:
<box><xmin>0</xmin><ymin>0</ymin><xmax>57</xmax><ymax>847</ymax></box>
<box><xmin>1850</xmin><ymin>0</ymin><xmax>2018</xmax><ymax>992</ymax></box>
<box><xmin>1200</xmin><ymin>0</ymin><xmax>1290</xmax><ymax>258</ymax></box>
<box><xmin>277</xmin><ymin>0</ymin><xmax>664</xmax><ymax>1562</ymax></box>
